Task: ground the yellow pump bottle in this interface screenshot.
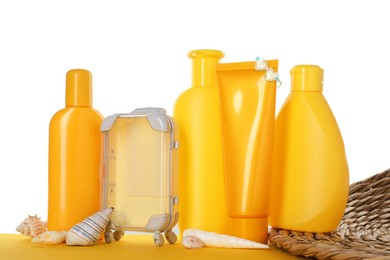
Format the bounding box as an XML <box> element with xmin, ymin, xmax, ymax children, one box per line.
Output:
<box><xmin>269</xmin><ymin>65</ymin><xmax>349</xmax><ymax>232</ymax></box>
<box><xmin>48</xmin><ymin>69</ymin><xmax>103</xmax><ymax>231</ymax></box>
<box><xmin>173</xmin><ymin>50</ymin><xmax>228</xmax><ymax>235</ymax></box>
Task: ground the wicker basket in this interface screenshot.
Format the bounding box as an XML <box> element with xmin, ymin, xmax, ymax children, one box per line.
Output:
<box><xmin>269</xmin><ymin>169</ymin><xmax>390</xmax><ymax>259</ymax></box>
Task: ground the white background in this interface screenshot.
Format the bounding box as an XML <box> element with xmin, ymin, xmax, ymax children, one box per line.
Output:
<box><xmin>1</xmin><ymin>0</ymin><xmax>389</xmax><ymax>234</ymax></box>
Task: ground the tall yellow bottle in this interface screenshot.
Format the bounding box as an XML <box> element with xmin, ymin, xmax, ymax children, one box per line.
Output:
<box><xmin>173</xmin><ymin>50</ymin><xmax>228</xmax><ymax>235</ymax></box>
<box><xmin>269</xmin><ymin>65</ymin><xmax>349</xmax><ymax>232</ymax></box>
<box><xmin>48</xmin><ymin>69</ymin><xmax>103</xmax><ymax>231</ymax></box>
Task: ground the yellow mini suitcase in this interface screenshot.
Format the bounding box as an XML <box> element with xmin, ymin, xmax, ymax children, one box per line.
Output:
<box><xmin>100</xmin><ymin>107</ymin><xmax>179</xmax><ymax>246</ymax></box>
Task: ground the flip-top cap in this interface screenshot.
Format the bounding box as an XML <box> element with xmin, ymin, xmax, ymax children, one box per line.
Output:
<box><xmin>291</xmin><ymin>65</ymin><xmax>323</xmax><ymax>92</ymax></box>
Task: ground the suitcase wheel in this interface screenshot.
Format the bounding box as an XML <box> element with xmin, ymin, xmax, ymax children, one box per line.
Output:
<box><xmin>104</xmin><ymin>231</ymin><xmax>114</xmax><ymax>243</ymax></box>
<box><xmin>114</xmin><ymin>230</ymin><xmax>124</xmax><ymax>241</ymax></box>
<box><xmin>153</xmin><ymin>233</ymin><xmax>165</xmax><ymax>247</ymax></box>
<box><xmin>165</xmin><ymin>230</ymin><xmax>177</xmax><ymax>244</ymax></box>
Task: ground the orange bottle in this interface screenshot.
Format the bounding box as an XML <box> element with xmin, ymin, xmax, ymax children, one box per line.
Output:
<box><xmin>48</xmin><ymin>69</ymin><xmax>103</xmax><ymax>231</ymax></box>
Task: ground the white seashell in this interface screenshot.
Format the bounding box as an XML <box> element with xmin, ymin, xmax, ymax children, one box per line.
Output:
<box><xmin>66</xmin><ymin>207</ymin><xmax>113</xmax><ymax>246</ymax></box>
<box><xmin>16</xmin><ymin>215</ymin><xmax>47</xmax><ymax>238</ymax></box>
<box><xmin>32</xmin><ymin>231</ymin><xmax>68</xmax><ymax>244</ymax></box>
<box><xmin>182</xmin><ymin>229</ymin><xmax>269</xmax><ymax>249</ymax></box>
<box><xmin>182</xmin><ymin>235</ymin><xmax>204</xmax><ymax>248</ymax></box>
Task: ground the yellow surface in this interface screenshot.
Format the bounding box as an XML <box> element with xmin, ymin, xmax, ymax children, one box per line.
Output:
<box><xmin>0</xmin><ymin>234</ymin><xmax>308</xmax><ymax>260</ymax></box>
<box><xmin>216</xmin><ymin>60</ymin><xmax>278</xmax><ymax>243</ymax></box>
<box><xmin>174</xmin><ymin>49</ymin><xmax>229</xmax><ymax>235</ymax></box>
<box><xmin>269</xmin><ymin>65</ymin><xmax>349</xmax><ymax>232</ymax></box>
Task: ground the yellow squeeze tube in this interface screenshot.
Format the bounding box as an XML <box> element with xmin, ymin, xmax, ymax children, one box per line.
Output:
<box><xmin>216</xmin><ymin>60</ymin><xmax>278</xmax><ymax>243</ymax></box>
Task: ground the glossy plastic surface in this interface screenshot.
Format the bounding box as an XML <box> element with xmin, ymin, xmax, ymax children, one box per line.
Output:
<box><xmin>269</xmin><ymin>65</ymin><xmax>349</xmax><ymax>232</ymax></box>
<box><xmin>216</xmin><ymin>60</ymin><xmax>278</xmax><ymax>243</ymax></box>
<box><xmin>174</xmin><ymin>49</ymin><xmax>228</xmax><ymax>235</ymax></box>
<box><xmin>48</xmin><ymin>69</ymin><xmax>103</xmax><ymax>231</ymax></box>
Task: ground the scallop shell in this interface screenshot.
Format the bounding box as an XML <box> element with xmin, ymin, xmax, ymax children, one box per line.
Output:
<box><xmin>16</xmin><ymin>215</ymin><xmax>47</xmax><ymax>238</ymax></box>
<box><xmin>32</xmin><ymin>231</ymin><xmax>68</xmax><ymax>244</ymax></box>
<box><xmin>66</xmin><ymin>207</ymin><xmax>113</xmax><ymax>246</ymax></box>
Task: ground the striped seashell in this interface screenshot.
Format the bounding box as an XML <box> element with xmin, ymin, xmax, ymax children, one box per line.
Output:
<box><xmin>66</xmin><ymin>207</ymin><xmax>113</xmax><ymax>246</ymax></box>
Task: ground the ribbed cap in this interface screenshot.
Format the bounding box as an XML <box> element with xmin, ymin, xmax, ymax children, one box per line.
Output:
<box><xmin>66</xmin><ymin>69</ymin><xmax>92</xmax><ymax>107</ymax></box>
<box><xmin>291</xmin><ymin>65</ymin><xmax>323</xmax><ymax>92</ymax></box>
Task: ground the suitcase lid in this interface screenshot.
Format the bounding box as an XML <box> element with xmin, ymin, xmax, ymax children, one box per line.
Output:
<box><xmin>101</xmin><ymin>107</ymin><xmax>171</xmax><ymax>133</ymax></box>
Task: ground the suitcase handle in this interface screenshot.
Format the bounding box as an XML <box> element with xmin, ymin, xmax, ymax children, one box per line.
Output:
<box><xmin>130</xmin><ymin>107</ymin><xmax>166</xmax><ymax>115</ymax></box>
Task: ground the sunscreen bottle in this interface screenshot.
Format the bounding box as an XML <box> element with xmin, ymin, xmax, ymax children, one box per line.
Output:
<box><xmin>48</xmin><ymin>69</ymin><xmax>103</xmax><ymax>231</ymax></box>
<box><xmin>173</xmin><ymin>50</ymin><xmax>228</xmax><ymax>235</ymax></box>
<box><xmin>216</xmin><ymin>59</ymin><xmax>278</xmax><ymax>244</ymax></box>
<box><xmin>269</xmin><ymin>65</ymin><xmax>349</xmax><ymax>232</ymax></box>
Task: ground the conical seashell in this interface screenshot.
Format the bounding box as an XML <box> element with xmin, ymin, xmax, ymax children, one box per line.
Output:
<box><xmin>32</xmin><ymin>231</ymin><xmax>68</xmax><ymax>244</ymax></box>
<box><xmin>16</xmin><ymin>215</ymin><xmax>47</xmax><ymax>238</ymax></box>
<box><xmin>66</xmin><ymin>207</ymin><xmax>113</xmax><ymax>246</ymax></box>
<box><xmin>182</xmin><ymin>229</ymin><xmax>269</xmax><ymax>249</ymax></box>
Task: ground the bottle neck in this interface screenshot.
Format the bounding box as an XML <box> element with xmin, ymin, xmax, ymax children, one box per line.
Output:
<box><xmin>189</xmin><ymin>50</ymin><xmax>224</xmax><ymax>87</ymax></box>
<box><xmin>66</xmin><ymin>69</ymin><xmax>93</xmax><ymax>107</ymax></box>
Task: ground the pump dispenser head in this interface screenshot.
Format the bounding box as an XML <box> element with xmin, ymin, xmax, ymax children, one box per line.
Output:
<box><xmin>66</xmin><ymin>69</ymin><xmax>93</xmax><ymax>107</ymax></box>
<box><xmin>188</xmin><ymin>49</ymin><xmax>224</xmax><ymax>88</ymax></box>
<box><xmin>291</xmin><ymin>65</ymin><xmax>323</xmax><ymax>92</ymax></box>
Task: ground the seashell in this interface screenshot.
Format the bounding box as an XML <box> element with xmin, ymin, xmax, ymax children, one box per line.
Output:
<box><xmin>32</xmin><ymin>231</ymin><xmax>68</xmax><ymax>244</ymax></box>
<box><xmin>182</xmin><ymin>229</ymin><xmax>269</xmax><ymax>249</ymax></box>
<box><xmin>16</xmin><ymin>215</ymin><xmax>47</xmax><ymax>238</ymax></box>
<box><xmin>66</xmin><ymin>207</ymin><xmax>113</xmax><ymax>246</ymax></box>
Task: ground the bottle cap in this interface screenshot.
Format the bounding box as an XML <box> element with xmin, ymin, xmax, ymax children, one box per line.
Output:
<box><xmin>291</xmin><ymin>65</ymin><xmax>323</xmax><ymax>92</ymax></box>
<box><xmin>66</xmin><ymin>69</ymin><xmax>92</xmax><ymax>107</ymax></box>
<box><xmin>188</xmin><ymin>49</ymin><xmax>224</xmax><ymax>87</ymax></box>
<box><xmin>228</xmin><ymin>217</ymin><xmax>268</xmax><ymax>244</ymax></box>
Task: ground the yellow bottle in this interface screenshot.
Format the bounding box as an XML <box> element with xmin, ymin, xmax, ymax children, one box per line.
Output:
<box><xmin>48</xmin><ymin>69</ymin><xmax>103</xmax><ymax>231</ymax></box>
<box><xmin>173</xmin><ymin>50</ymin><xmax>228</xmax><ymax>235</ymax></box>
<box><xmin>269</xmin><ymin>65</ymin><xmax>349</xmax><ymax>232</ymax></box>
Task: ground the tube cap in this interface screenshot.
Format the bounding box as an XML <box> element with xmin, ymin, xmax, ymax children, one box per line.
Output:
<box><xmin>66</xmin><ymin>69</ymin><xmax>92</xmax><ymax>107</ymax></box>
<box><xmin>291</xmin><ymin>65</ymin><xmax>323</xmax><ymax>92</ymax></box>
<box><xmin>188</xmin><ymin>49</ymin><xmax>224</xmax><ymax>88</ymax></box>
<box><xmin>228</xmin><ymin>217</ymin><xmax>268</xmax><ymax>244</ymax></box>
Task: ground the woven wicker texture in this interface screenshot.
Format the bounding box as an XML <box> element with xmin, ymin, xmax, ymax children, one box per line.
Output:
<box><xmin>269</xmin><ymin>169</ymin><xmax>390</xmax><ymax>259</ymax></box>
